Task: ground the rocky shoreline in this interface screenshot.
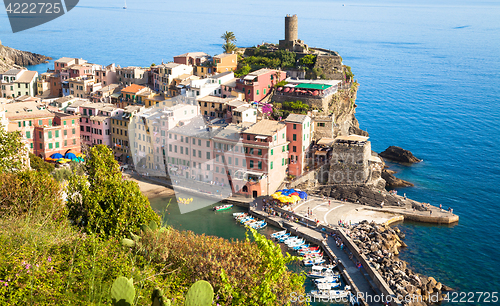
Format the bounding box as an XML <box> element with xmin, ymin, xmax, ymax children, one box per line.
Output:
<box><xmin>0</xmin><ymin>43</ymin><xmax>51</xmax><ymax>73</ymax></box>
<box><xmin>350</xmin><ymin>221</ymin><xmax>451</xmax><ymax>306</ymax></box>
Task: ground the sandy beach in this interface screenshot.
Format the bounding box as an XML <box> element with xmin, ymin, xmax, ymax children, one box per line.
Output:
<box><xmin>123</xmin><ymin>173</ymin><xmax>175</xmax><ymax>199</ymax></box>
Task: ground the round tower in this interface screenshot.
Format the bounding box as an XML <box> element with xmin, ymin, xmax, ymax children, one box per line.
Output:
<box><xmin>285</xmin><ymin>14</ymin><xmax>298</xmax><ymax>42</ymax></box>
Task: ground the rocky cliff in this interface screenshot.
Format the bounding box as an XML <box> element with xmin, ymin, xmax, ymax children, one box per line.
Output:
<box><xmin>329</xmin><ymin>82</ymin><xmax>368</xmax><ymax>137</ymax></box>
<box><xmin>0</xmin><ymin>42</ymin><xmax>51</xmax><ymax>73</ymax></box>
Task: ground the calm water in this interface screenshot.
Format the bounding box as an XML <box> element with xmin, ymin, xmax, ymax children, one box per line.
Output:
<box><xmin>2</xmin><ymin>0</ymin><xmax>499</xmax><ymax>302</ymax></box>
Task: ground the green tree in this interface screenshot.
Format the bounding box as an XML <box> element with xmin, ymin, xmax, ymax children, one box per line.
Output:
<box><xmin>29</xmin><ymin>153</ymin><xmax>55</xmax><ymax>173</ymax></box>
<box><xmin>299</xmin><ymin>54</ymin><xmax>316</xmax><ymax>67</ymax></box>
<box><xmin>222</xmin><ymin>42</ymin><xmax>237</xmax><ymax>54</ymax></box>
<box><xmin>220</xmin><ymin>31</ymin><xmax>236</xmax><ymax>44</ymax></box>
<box><xmin>234</xmin><ymin>64</ymin><xmax>252</xmax><ymax>77</ymax></box>
<box><xmin>0</xmin><ymin>125</ymin><xmax>25</xmax><ymax>173</ymax></box>
<box><xmin>66</xmin><ymin>145</ymin><xmax>160</xmax><ymax>237</ymax></box>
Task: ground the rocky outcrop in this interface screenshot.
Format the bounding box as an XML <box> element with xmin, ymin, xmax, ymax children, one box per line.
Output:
<box><xmin>0</xmin><ymin>43</ymin><xmax>51</xmax><ymax>73</ymax></box>
<box><xmin>350</xmin><ymin>221</ymin><xmax>451</xmax><ymax>305</ymax></box>
<box><xmin>380</xmin><ymin>146</ymin><xmax>421</xmax><ymax>164</ymax></box>
<box><xmin>319</xmin><ymin>185</ymin><xmax>406</xmax><ymax>207</ymax></box>
<box><xmin>382</xmin><ymin>168</ymin><xmax>414</xmax><ymax>188</ymax></box>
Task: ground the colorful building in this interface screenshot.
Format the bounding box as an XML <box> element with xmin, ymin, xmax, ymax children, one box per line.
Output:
<box><xmin>1</xmin><ymin>69</ymin><xmax>38</xmax><ymax>98</ymax></box>
<box><xmin>284</xmin><ymin>114</ymin><xmax>312</xmax><ymax>177</ymax></box>
<box><xmin>236</xmin><ymin>68</ymin><xmax>286</xmax><ymax>102</ymax></box>
<box><xmin>212</xmin><ymin>53</ymin><xmax>238</xmax><ymax>73</ymax></box>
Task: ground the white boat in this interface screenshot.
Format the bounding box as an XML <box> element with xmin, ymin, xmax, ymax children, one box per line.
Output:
<box><xmin>270</xmin><ymin>230</ymin><xmax>287</xmax><ymax>238</ymax></box>
<box><xmin>303</xmin><ymin>257</ymin><xmax>326</xmax><ymax>266</ymax></box>
<box><xmin>315</xmin><ymin>282</ymin><xmax>341</xmax><ymax>289</ymax></box>
<box><xmin>307</xmin><ymin>266</ymin><xmax>336</xmax><ymax>279</ymax></box>
<box><xmin>279</xmin><ymin>235</ymin><xmax>296</xmax><ymax>242</ymax></box>
<box><xmin>123</xmin><ymin>0</ymin><xmax>127</xmax><ymax>9</ymax></box>
<box><xmin>233</xmin><ymin>212</ymin><xmax>246</xmax><ymax>217</ymax></box>
<box><xmin>313</xmin><ymin>275</ymin><xmax>341</xmax><ymax>284</ymax></box>
<box><xmin>310</xmin><ymin>285</ymin><xmax>350</xmax><ymax>300</ymax></box>
<box><xmin>286</xmin><ymin>238</ymin><xmax>305</xmax><ymax>246</ymax></box>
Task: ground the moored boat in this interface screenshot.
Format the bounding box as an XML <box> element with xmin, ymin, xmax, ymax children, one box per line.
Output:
<box><xmin>213</xmin><ymin>204</ymin><xmax>233</xmax><ymax>211</ymax></box>
<box><xmin>270</xmin><ymin>230</ymin><xmax>287</xmax><ymax>238</ymax></box>
<box><xmin>303</xmin><ymin>257</ymin><xmax>326</xmax><ymax>266</ymax></box>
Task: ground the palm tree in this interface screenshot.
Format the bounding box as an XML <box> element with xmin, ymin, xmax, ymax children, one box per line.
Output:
<box><xmin>222</xmin><ymin>42</ymin><xmax>237</xmax><ymax>54</ymax></box>
<box><xmin>221</xmin><ymin>31</ymin><xmax>236</xmax><ymax>44</ymax></box>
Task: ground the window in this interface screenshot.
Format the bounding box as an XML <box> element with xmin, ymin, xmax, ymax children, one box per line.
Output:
<box><xmin>250</xmin><ymin>148</ymin><xmax>254</xmax><ymax>155</ymax></box>
<box><xmin>206</xmin><ymin>141</ymin><xmax>210</xmax><ymax>147</ymax></box>
<box><xmin>18</xmin><ymin>122</ymin><xmax>21</xmax><ymax>128</ymax></box>
<box><xmin>216</xmin><ymin>166</ymin><xmax>219</xmax><ymax>173</ymax></box>
<box><xmin>235</xmin><ymin>158</ymin><xmax>239</xmax><ymax>166</ymax></box>
<box><xmin>174</xmin><ymin>145</ymin><xmax>177</xmax><ymax>153</ymax></box>
<box><xmin>39</xmin><ymin>143</ymin><xmax>42</xmax><ymax>149</ymax></box>
<box><xmin>256</xmin><ymin>90</ymin><xmax>259</xmax><ymax>95</ymax></box>
<box><xmin>64</xmin><ymin>130</ymin><xmax>67</xmax><ymax>136</ymax></box>
<box><xmin>258</xmin><ymin>149</ymin><xmax>262</xmax><ymax>156</ymax></box>
<box><xmin>293</xmin><ymin>134</ymin><xmax>297</xmax><ymax>141</ymax></box>
<box><xmin>26</xmin><ymin>131</ymin><xmax>30</xmax><ymax>139</ymax></box>
<box><xmin>48</xmin><ymin>131</ymin><xmax>52</xmax><ymax>139</ymax></box>
<box><xmin>63</xmin><ymin>120</ymin><xmax>67</xmax><ymax>125</ymax></box>
<box><xmin>282</xmin><ymin>133</ymin><xmax>285</xmax><ymax>139</ymax></box>
<box><xmin>72</xmin><ymin>128</ymin><xmax>75</xmax><ymax>134</ymax></box>
<box><xmin>293</xmin><ymin>146</ymin><xmax>297</xmax><ymax>152</ymax></box>
<box><xmin>192</xmin><ymin>138</ymin><xmax>195</xmax><ymax>144</ymax></box>
<box><xmin>55</xmin><ymin>142</ymin><xmax>59</xmax><ymax>148</ymax></box>
<box><xmin>264</xmin><ymin>89</ymin><xmax>266</xmax><ymax>95</ymax></box>
<box><xmin>274</xmin><ymin>135</ymin><xmax>277</xmax><ymax>141</ymax></box>
<box><xmin>270</xmin><ymin>161</ymin><xmax>273</xmax><ymax>170</ymax></box>
<box><xmin>249</xmin><ymin>160</ymin><xmax>254</xmax><ymax>168</ymax></box>
<box><xmin>293</xmin><ymin>124</ymin><xmax>296</xmax><ymax>130</ymax></box>
<box><xmin>282</xmin><ymin>158</ymin><xmax>285</xmax><ymax>166</ymax></box>
<box><xmin>198</xmin><ymin>151</ymin><xmax>201</xmax><ymax>158</ymax></box>
<box><xmin>64</xmin><ymin>140</ymin><xmax>67</xmax><ymax>146</ymax></box>
<box><xmin>206</xmin><ymin>152</ymin><xmax>210</xmax><ymax>159</ymax></box>
<box><xmin>193</xmin><ymin>149</ymin><xmax>196</xmax><ymax>156</ymax></box>
<box><xmin>169</xmin><ymin>144</ymin><xmax>172</xmax><ymax>152</ymax></box>
<box><xmin>207</xmin><ymin>165</ymin><xmax>210</xmax><ymax>171</ymax></box>
<box><xmin>55</xmin><ymin>130</ymin><xmax>59</xmax><ymax>138</ymax></box>
<box><xmin>318</xmin><ymin>122</ymin><xmax>325</xmax><ymax>127</ymax></box>
<box><xmin>38</xmin><ymin>120</ymin><xmax>43</xmax><ymax>126</ymax></box>
<box><xmin>258</xmin><ymin>161</ymin><xmax>262</xmax><ymax>169</ymax></box>
<box><xmin>180</xmin><ymin>147</ymin><xmax>184</xmax><ymax>154</ymax></box>
<box><xmin>48</xmin><ymin>143</ymin><xmax>53</xmax><ymax>149</ymax></box>
<box><xmin>30</xmin><ymin>143</ymin><xmax>33</xmax><ymax>149</ymax></box>
<box><xmin>228</xmin><ymin>157</ymin><xmax>232</xmax><ymax>165</ymax></box>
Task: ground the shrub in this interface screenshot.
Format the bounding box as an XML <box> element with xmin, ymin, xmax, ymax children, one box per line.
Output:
<box><xmin>66</xmin><ymin>145</ymin><xmax>160</xmax><ymax>238</ymax></box>
<box><xmin>29</xmin><ymin>153</ymin><xmax>55</xmax><ymax>173</ymax></box>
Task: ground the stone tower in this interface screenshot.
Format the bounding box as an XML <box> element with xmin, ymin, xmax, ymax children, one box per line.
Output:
<box><xmin>285</xmin><ymin>14</ymin><xmax>298</xmax><ymax>42</ymax></box>
<box><xmin>279</xmin><ymin>15</ymin><xmax>308</xmax><ymax>52</ymax></box>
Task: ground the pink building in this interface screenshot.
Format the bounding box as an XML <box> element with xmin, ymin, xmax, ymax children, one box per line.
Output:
<box><xmin>77</xmin><ymin>102</ymin><xmax>122</xmax><ymax>146</ymax></box>
<box><xmin>229</xmin><ymin>120</ymin><xmax>289</xmax><ymax>197</ymax></box>
<box><xmin>236</xmin><ymin>68</ymin><xmax>286</xmax><ymax>102</ymax></box>
<box><xmin>54</xmin><ymin>57</ymin><xmax>87</xmax><ymax>73</ymax></box>
<box><xmin>173</xmin><ymin>52</ymin><xmax>210</xmax><ymax>66</ymax></box>
<box><xmin>284</xmin><ymin>114</ymin><xmax>312</xmax><ymax>177</ymax></box>
<box><xmin>94</xmin><ymin>63</ymin><xmax>117</xmax><ymax>87</ymax></box>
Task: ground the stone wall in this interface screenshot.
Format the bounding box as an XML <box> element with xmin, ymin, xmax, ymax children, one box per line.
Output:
<box><xmin>329</xmin><ymin>142</ymin><xmax>371</xmax><ymax>185</ymax></box>
<box><xmin>272</xmin><ymin>93</ymin><xmax>329</xmax><ymax>112</ymax></box>
<box><xmin>314</xmin><ymin>55</ymin><xmax>344</xmax><ymax>80</ymax></box>
<box><xmin>311</xmin><ymin>115</ymin><xmax>335</xmax><ymax>140</ymax></box>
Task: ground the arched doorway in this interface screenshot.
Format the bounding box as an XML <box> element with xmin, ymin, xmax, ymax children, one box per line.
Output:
<box><xmin>242</xmin><ymin>185</ymin><xmax>248</xmax><ymax>192</ymax></box>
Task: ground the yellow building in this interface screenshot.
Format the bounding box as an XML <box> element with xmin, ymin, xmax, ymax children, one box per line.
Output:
<box><xmin>213</xmin><ymin>53</ymin><xmax>238</xmax><ymax>73</ymax></box>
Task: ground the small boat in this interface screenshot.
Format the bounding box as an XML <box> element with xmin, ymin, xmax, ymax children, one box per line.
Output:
<box><xmin>314</xmin><ymin>282</ymin><xmax>342</xmax><ymax>289</ymax></box>
<box><xmin>286</xmin><ymin>238</ymin><xmax>305</xmax><ymax>246</ymax></box>
<box><xmin>292</xmin><ymin>244</ymin><xmax>310</xmax><ymax>250</ymax></box>
<box><xmin>304</xmin><ymin>257</ymin><xmax>326</xmax><ymax>266</ymax></box>
<box><xmin>304</xmin><ymin>252</ymin><xmax>324</xmax><ymax>259</ymax></box>
<box><xmin>233</xmin><ymin>212</ymin><xmax>246</xmax><ymax>217</ymax></box>
<box><xmin>290</xmin><ymin>243</ymin><xmax>308</xmax><ymax>249</ymax></box>
<box><xmin>299</xmin><ymin>249</ymin><xmax>321</xmax><ymax>255</ymax></box>
<box><xmin>310</xmin><ymin>286</ymin><xmax>351</xmax><ymax>300</ymax></box>
<box><xmin>299</xmin><ymin>246</ymin><xmax>320</xmax><ymax>252</ymax></box>
<box><xmin>307</xmin><ymin>266</ymin><xmax>335</xmax><ymax>278</ymax></box>
<box><xmin>249</xmin><ymin>221</ymin><xmax>267</xmax><ymax>229</ymax></box>
<box><xmin>270</xmin><ymin>230</ymin><xmax>287</xmax><ymax>238</ymax></box>
<box><xmin>278</xmin><ymin>234</ymin><xmax>292</xmax><ymax>242</ymax></box>
<box><xmin>213</xmin><ymin>204</ymin><xmax>233</xmax><ymax>211</ymax></box>
<box><xmin>313</xmin><ymin>275</ymin><xmax>341</xmax><ymax>284</ymax></box>
<box><xmin>123</xmin><ymin>0</ymin><xmax>127</xmax><ymax>9</ymax></box>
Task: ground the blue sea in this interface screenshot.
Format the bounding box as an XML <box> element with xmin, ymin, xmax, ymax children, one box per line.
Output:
<box><xmin>1</xmin><ymin>0</ymin><xmax>499</xmax><ymax>303</ymax></box>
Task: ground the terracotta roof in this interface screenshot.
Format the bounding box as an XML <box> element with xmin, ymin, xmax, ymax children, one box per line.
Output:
<box><xmin>243</xmin><ymin>119</ymin><xmax>285</xmax><ymax>136</ymax></box>
<box><xmin>122</xmin><ymin>84</ymin><xmax>147</xmax><ymax>94</ymax></box>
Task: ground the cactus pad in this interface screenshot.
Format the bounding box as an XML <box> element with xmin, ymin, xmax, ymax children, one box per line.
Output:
<box><xmin>185</xmin><ymin>280</ymin><xmax>214</xmax><ymax>306</ymax></box>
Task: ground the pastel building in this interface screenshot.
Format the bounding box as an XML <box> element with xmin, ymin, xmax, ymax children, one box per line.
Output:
<box><xmin>54</xmin><ymin>57</ymin><xmax>87</xmax><ymax>73</ymax></box>
<box><xmin>185</xmin><ymin>71</ymin><xmax>234</xmax><ymax>99</ymax></box>
<box><xmin>116</xmin><ymin>66</ymin><xmax>149</xmax><ymax>86</ymax></box>
<box><xmin>94</xmin><ymin>63</ymin><xmax>118</xmax><ymax>87</ymax></box>
<box><xmin>212</xmin><ymin>53</ymin><xmax>237</xmax><ymax>73</ymax></box>
<box><xmin>238</xmin><ymin>119</ymin><xmax>289</xmax><ymax>197</ymax></box>
<box><xmin>173</xmin><ymin>52</ymin><xmax>210</xmax><ymax>66</ymax></box>
<box><xmin>111</xmin><ymin>105</ymin><xmax>144</xmax><ymax>163</ymax></box>
<box><xmin>152</xmin><ymin>63</ymin><xmax>193</xmax><ymax>95</ymax></box>
<box><xmin>78</xmin><ymin>102</ymin><xmax>121</xmax><ymax>146</ymax></box>
<box><xmin>236</xmin><ymin>68</ymin><xmax>286</xmax><ymax>102</ymax></box>
<box><xmin>1</xmin><ymin>69</ymin><xmax>38</xmax><ymax>98</ymax></box>
<box><xmin>284</xmin><ymin>114</ymin><xmax>312</xmax><ymax>177</ymax></box>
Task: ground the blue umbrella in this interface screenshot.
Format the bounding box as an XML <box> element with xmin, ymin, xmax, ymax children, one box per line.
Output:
<box><xmin>50</xmin><ymin>153</ymin><xmax>63</xmax><ymax>159</ymax></box>
<box><xmin>65</xmin><ymin>152</ymin><xmax>77</xmax><ymax>160</ymax></box>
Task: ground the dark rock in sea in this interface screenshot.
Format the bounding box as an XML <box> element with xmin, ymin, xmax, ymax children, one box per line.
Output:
<box><xmin>382</xmin><ymin>168</ymin><xmax>414</xmax><ymax>188</ymax></box>
<box><xmin>379</xmin><ymin>146</ymin><xmax>421</xmax><ymax>164</ymax></box>
<box><xmin>319</xmin><ymin>185</ymin><xmax>405</xmax><ymax>207</ymax></box>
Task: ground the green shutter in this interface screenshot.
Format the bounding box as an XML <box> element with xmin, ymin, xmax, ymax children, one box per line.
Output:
<box><xmin>271</xmin><ymin>161</ymin><xmax>273</xmax><ymax>170</ymax></box>
<box><xmin>56</xmin><ymin>142</ymin><xmax>59</xmax><ymax>148</ymax></box>
<box><xmin>271</xmin><ymin>149</ymin><xmax>273</xmax><ymax>156</ymax></box>
<box><xmin>49</xmin><ymin>143</ymin><xmax>53</xmax><ymax>149</ymax></box>
<box><xmin>48</xmin><ymin>131</ymin><xmax>52</xmax><ymax>139</ymax></box>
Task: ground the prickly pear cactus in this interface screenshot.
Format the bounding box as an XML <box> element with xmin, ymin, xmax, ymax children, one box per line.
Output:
<box><xmin>121</xmin><ymin>238</ymin><xmax>136</xmax><ymax>248</ymax></box>
<box><xmin>149</xmin><ymin>220</ymin><xmax>158</xmax><ymax>231</ymax></box>
<box><xmin>151</xmin><ymin>287</ymin><xmax>171</xmax><ymax>306</ymax></box>
<box><xmin>184</xmin><ymin>280</ymin><xmax>214</xmax><ymax>306</ymax></box>
<box><xmin>111</xmin><ymin>276</ymin><xmax>135</xmax><ymax>305</ymax></box>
